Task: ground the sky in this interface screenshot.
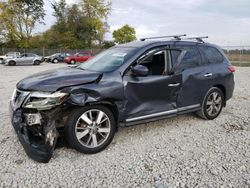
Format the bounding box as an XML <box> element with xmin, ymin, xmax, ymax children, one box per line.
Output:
<box><xmin>38</xmin><ymin>0</ymin><xmax>250</xmax><ymax>46</ymax></box>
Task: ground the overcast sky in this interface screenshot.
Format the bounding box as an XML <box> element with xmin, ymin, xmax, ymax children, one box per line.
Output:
<box><xmin>38</xmin><ymin>0</ymin><xmax>250</xmax><ymax>46</ymax></box>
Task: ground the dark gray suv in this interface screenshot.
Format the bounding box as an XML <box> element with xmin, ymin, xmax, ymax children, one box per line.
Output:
<box><xmin>9</xmin><ymin>35</ymin><xmax>235</xmax><ymax>162</ymax></box>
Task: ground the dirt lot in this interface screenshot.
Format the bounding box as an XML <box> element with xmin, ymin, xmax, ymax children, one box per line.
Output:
<box><xmin>0</xmin><ymin>63</ymin><xmax>249</xmax><ymax>187</ymax></box>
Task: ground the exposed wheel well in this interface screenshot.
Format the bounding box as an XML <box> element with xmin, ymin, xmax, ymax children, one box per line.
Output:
<box><xmin>213</xmin><ymin>84</ymin><xmax>226</xmax><ymax>106</ymax></box>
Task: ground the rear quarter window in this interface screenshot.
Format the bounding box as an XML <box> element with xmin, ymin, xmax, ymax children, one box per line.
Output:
<box><xmin>199</xmin><ymin>46</ymin><xmax>224</xmax><ymax>64</ymax></box>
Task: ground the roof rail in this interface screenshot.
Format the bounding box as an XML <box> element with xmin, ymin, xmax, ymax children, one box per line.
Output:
<box><xmin>140</xmin><ymin>34</ymin><xmax>187</xmax><ymax>41</ymax></box>
<box><xmin>184</xmin><ymin>36</ymin><xmax>208</xmax><ymax>43</ymax></box>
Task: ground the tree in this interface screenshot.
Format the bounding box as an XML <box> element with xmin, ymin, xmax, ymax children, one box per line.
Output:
<box><xmin>82</xmin><ymin>0</ymin><xmax>111</xmax><ymax>46</ymax></box>
<box><xmin>47</xmin><ymin>0</ymin><xmax>112</xmax><ymax>49</ymax></box>
<box><xmin>102</xmin><ymin>40</ymin><xmax>115</xmax><ymax>49</ymax></box>
<box><xmin>112</xmin><ymin>25</ymin><xmax>136</xmax><ymax>44</ymax></box>
<box><xmin>0</xmin><ymin>0</ymin><xmax>45</xmax><ymax>48</ymax></box>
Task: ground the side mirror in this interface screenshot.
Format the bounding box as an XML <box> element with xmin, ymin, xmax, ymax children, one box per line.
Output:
<box><xmin>131</xmin><ymin>65</ymin><xmax>149</xmax><ymax>77</ymax></box>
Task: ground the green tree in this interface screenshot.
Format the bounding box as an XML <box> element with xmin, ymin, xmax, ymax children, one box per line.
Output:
<box><xmin>102</xmin><ymin>40</ymin><xmax>115</xmax><ymax>49</ymax></box>
<box><xmin>0</xmin><ymin>0</ymin><xmax>45</xmax><ymax>48</ymax></box>
<box><xmin>47</xmin><ymin>0</ymin><xmax>112</xmax><ymax>49</ymax></box>
<box><xmin>82</xmin><ymin>0</ymin><xmax>111</xmax><ymax>46</ymax></box>
<box><xmin>112</xmin><ymin>25</ymin><xmax>136</xmax><ymax>44</ymax></box>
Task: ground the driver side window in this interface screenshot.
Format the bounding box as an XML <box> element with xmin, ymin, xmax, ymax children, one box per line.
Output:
<box><xmin>138</xmin><ymin>50</ymin><xmax>167</xmax><ymax>75</ymax></box>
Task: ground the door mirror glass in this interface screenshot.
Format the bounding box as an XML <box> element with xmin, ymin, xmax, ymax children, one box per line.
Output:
<box><xmin>131</xmin><ymin>65</ymin><xmax>149</xmax><ymax>77</ymax></box>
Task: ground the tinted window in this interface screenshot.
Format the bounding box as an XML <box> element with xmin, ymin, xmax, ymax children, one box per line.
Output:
<box><xmin>178</xmin><ymin>46</ymin><xmax>201</xmax><ymax>70</ymax></box>
<box><xmin>199</xmin><ymin>46</ymin><xmax>224</xmax><ymax>64</ymax></box>
<box><xmin>78</xmin><ymin>53</ymin><xmax>87</xmax><ymax>56</ymax></box>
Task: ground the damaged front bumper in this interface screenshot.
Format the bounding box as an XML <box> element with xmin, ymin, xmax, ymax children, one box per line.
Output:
<box><xmin>9</xmin><ymin>103</ymin><xmax>59</xmax><ymax>163</ymax></box>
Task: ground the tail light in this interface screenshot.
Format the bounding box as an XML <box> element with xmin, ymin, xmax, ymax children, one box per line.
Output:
<box><xmin>228</xmin><ymin>66</ymin><xmax>236</xmax><ymax>73</ymax></box>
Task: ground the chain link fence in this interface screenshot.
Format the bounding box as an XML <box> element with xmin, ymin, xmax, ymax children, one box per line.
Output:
<box><xmin>0</xmin><ymin>47</ymin><xmax>103</xmax><ymax>56</ymax></box>
<box><xmin>222</xmin><ymin>46</ymin><xmax>250</xmax><ymax>64</ymax></box>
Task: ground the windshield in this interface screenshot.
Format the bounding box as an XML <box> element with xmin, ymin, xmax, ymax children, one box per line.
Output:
<box><xmin>77</xmin><ymin>47</ymin><xmax>136</xmax><ymax>72</ymax></box>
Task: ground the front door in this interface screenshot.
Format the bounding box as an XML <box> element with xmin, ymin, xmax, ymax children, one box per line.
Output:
<box><xmin>123</xmin><ymin>49</ymin><xmax>182</xmax><ymax>122</ymax></box>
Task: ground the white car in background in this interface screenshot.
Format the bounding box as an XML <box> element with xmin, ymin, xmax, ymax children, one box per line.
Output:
<box><xmin>4</xmin><ymin>53</ymin><xmax>43</xmax><ymax>66</ymax></box>
<box><xmin>0</xmin><ymin>52</ymin><xmax>21</xmax><ymax>64</ymax></box>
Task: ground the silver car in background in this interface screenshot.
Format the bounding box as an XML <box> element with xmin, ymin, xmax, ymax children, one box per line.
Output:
<box><xmin>0</xmin><ymin>52</ymin><xmax>21</xmax><ymax>64</ymax></box>
<box><xmin>4</xmin><ymin>53</ymin><xmax>43</xmax><ymax>66</ymax></box>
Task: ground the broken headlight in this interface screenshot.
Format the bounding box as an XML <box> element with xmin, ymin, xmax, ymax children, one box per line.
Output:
<box><xmin>24</xmin><ymin>91</ymin><xmax>68</xmax><ymax>110</ymax></box>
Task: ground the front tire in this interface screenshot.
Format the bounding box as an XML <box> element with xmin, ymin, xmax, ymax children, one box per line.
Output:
<box><xmin>65</xmin><ymin>105</ymin><xmax>116</xmax><ymax>154</ymax></box>
<box><xmin>8</xmin><ymin>61</ymin><xmax>16</xmax><ymax>66</ymax></box>
<box><xmin>33</xmin><ymin>60</ymin><xmax>41</xmax><ymax>65</ymax></box>
<box><xmin>52</xmin><ymin>58</ymin><xmax>59</xmax><ymax>63</ymax></box>
<box><xmin>197</xmin><ymin>87</ymin><xmax>224</xmax><ymax>120</ymax></box>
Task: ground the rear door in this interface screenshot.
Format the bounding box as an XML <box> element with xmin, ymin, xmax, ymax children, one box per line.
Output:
<box><xmin>25</xmin><ymin>53</ymin><xmax>36</xmax><ymax>65</ymax></box>
<box><xmin>77</xmin><ymin>53</ymin><xmax>89</xmax><ymax>62</ymax></box>
<box><xmin>17</xmin><ymin>54</ymin><xmax>27</xmax><ymax>65</ymax></box>
<box><xmin>172</xmin><ymin>45</ymin><xmax>214</xmax><ymax>108</ymax></box>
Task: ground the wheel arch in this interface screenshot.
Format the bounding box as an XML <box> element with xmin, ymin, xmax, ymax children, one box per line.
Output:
<box><xmin>213</xmin><ymin>84</ymin><xmax>226</xmax><ymax>106</ymax></box>
<box><xmin>66</xmin><ymin>99</ymin><xmax>120</xmax><ymax>130</ymax></box>
<box><xmin>88</xmin><ymin>101</ymin><xmax>119</xmax><ymax>129</ymax></box>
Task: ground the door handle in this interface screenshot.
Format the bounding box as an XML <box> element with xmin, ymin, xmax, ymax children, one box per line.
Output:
<box><xmin>168</xmin><ymin>83</ymin><xmax>180</xmax><ymax>87</ymax></box>
<box><xmin>204</xmin><ymin>73</ymin><xmax>213</xmax><ymax>77</ymax></box>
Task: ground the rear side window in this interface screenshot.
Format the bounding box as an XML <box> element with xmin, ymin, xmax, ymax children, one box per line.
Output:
<box><xmin>177</xmin><ymin>46</ymin><xmax>201</xmax><ymax>70</ymax></box>
<box><xmin>199</xmin><ymin>46</ymin><xmax>224</xmax><ymax>64</ymax></box>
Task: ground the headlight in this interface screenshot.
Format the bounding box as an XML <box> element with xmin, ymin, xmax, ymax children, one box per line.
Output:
<box><xmin>24</xmin><ymin>91</ymin><xmax>68</xmax><ymax>110</ymax></box>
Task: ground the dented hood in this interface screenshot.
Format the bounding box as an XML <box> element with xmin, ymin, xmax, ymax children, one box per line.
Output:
<box><xmin>17</xmin><ymin>67</ymin><xmax>101</xmax><ymax>92</ymax></box>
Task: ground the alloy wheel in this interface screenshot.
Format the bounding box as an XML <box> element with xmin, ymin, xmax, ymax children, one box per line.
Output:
<box><xmin>206</xmin><ymin>91</ymin><xmax>222</xmax><ymax>116</ymax></box>
<box><xmin>75</xmin><ymin>109</ymin><xmax>111</xmax><ymax>148</ymax></box>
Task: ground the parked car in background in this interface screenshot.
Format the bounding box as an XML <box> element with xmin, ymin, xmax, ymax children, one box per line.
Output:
<box><xmin>0</xmin><ymin>52</ymin><xmax>21</xmax><ymax>64</ymax></box>
<box><xmin>44</xmin><ymin>53</ymin><xmax>71</xmax><ymax>63</ymax></box>
<box><xmin>4</xmin><ymin>53</ymin><xmax>43</xmax><ymax>66</ymax></box>
<box><xmin>64</xmin><ymin>52</ymin><xmax>93</xmax><ymax>64</ymax></box>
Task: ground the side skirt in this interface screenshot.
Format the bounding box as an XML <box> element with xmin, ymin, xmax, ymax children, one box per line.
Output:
<box><xmin>120</xmin><ymin>104</ymin><xmax>200</xmax><ymax>127</ymax></box>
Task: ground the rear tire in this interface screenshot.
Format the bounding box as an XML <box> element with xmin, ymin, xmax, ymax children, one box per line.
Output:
<box><xmin>52</xmin><ymin>58</ymin><xmax>59</xmax><ymax>63</ymax></box>
<box><xmin>8</xmin><ymin>61</ymin><xmax>16</xmax><ymax>66</ymax></box>
<box><xmin>70</xmin><ymin>59</ymin><xmax>76</xmax><ymax>64</ymax></box>
<box><xmin>33</xmin><ymin>60</ymin><xmax>41</xmax><ymax>65</ymax></box>
<box><xmin>196</xmin><ymin>87</ymin><xmax>224</xmax><ymax>120</ymax></box>
<box><xmin>65</xmin><ymin>105</ymin><xmax>116</xmax><ymax>154</ymax></box>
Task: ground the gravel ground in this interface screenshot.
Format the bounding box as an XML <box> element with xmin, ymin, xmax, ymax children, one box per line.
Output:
<box><xmin>0</xmin><ymin>63</ymin><xmax>249</xmax><ymax>188</ymax></box>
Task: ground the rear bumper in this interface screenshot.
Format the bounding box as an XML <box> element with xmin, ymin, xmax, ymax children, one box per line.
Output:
<box><xmin>9</xmin><ymin>103</ymin><xmax>58</xmax><ymax>163</ymax></box>
<box><xmin>225</xmin><ymin>74</ymin><xmax>235</xmax><ymax>101</ymax></box>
